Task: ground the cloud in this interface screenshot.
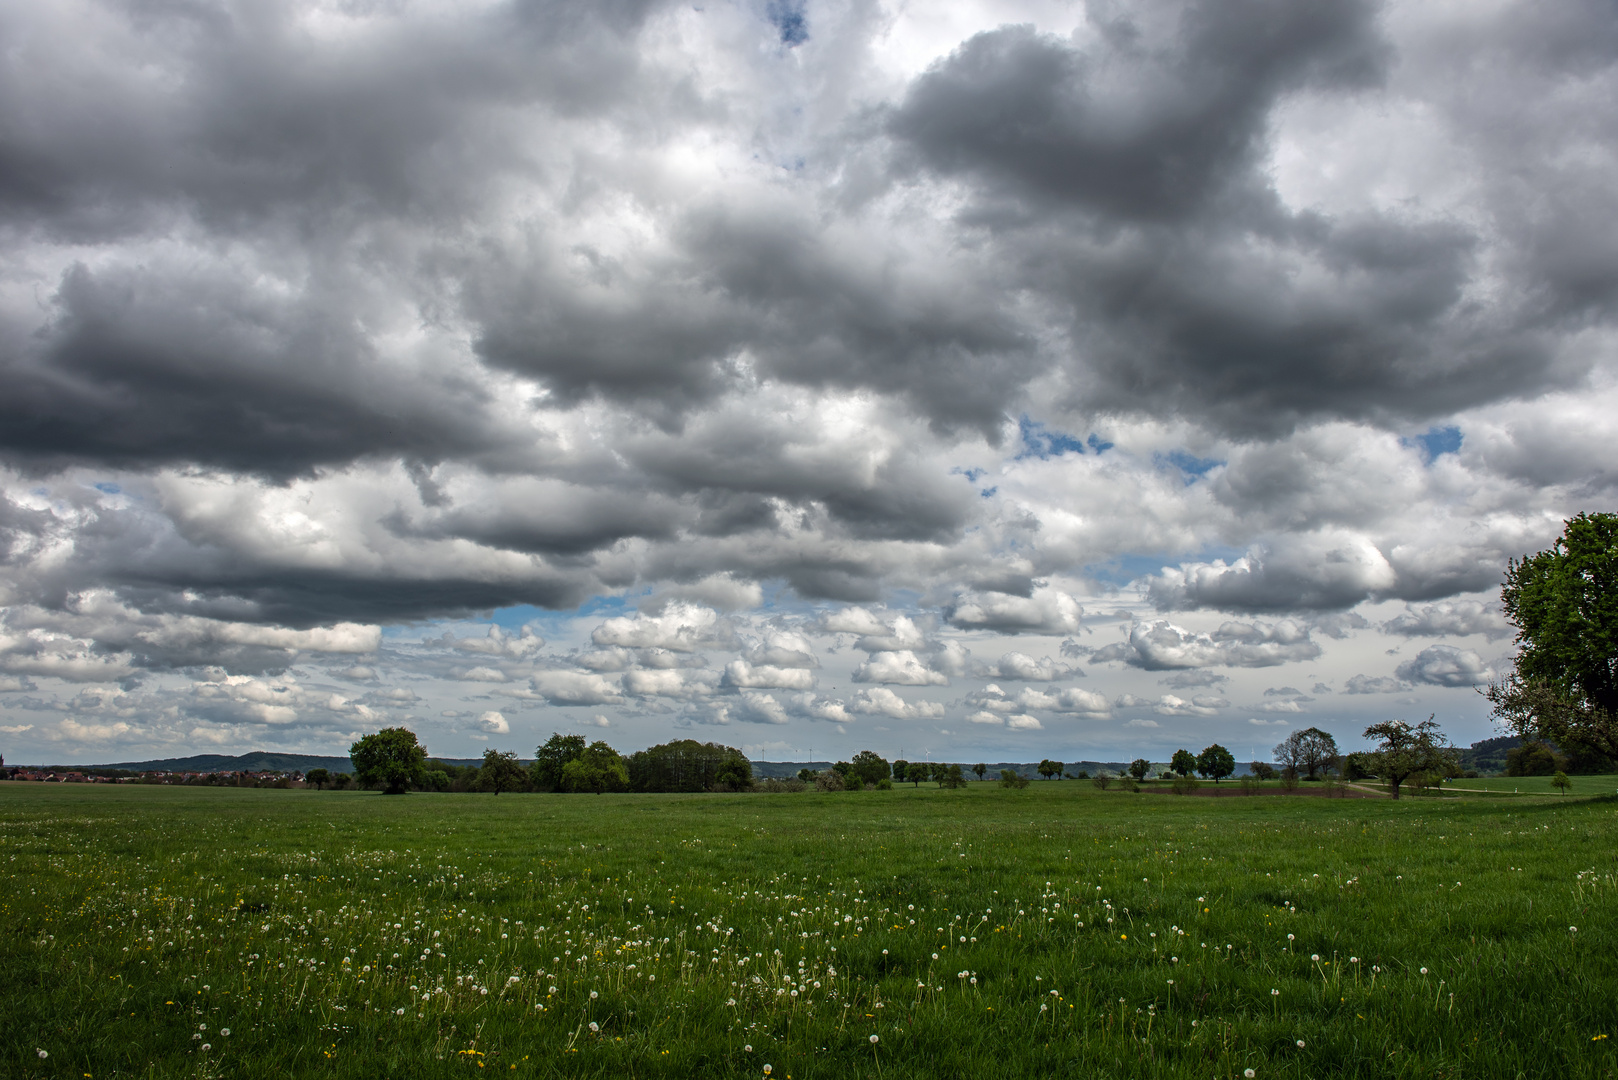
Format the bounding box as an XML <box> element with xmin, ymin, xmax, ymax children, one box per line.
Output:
<box><xmin>1147</xmin><ymin>537</ymin><xmax>1396</xmax><ymax>613</ymax></box>
<box><xmin>591</xmin><ymin>604</ymin><xmax>732</xmax><ymax>654</ymax></box>
<box><xmin>985</xmin><ymin>652</ymin><xmax>1077</xmax><ymax>681</ymax></box>
<box><xmin>474</xmin><ymin>711</ymin><xmax>510</xmax><ymax>735</ymax></box>
<box><xmin>1006</xmin><ymin>714</ymin><xmax>1043</xmax><ymax>731</ymax></box>
<box><xmin>722</xmin><ymin>660</ymin><xmax>817</xmax><ymax>691</ymax></box>
<box><xmin>849</xmin><ymin>688</ymin><xmax>945</xmax><ymax>720</ymax></box>
<box><xmin>852</xmin><ymin>651</ymin><xmax>950</xmax><ymax>686</ymax></box>
<box><xmin>525</xmin><ymin>671</ymin><xmax>625</xmax><ymax>707</ymax></box>
<box><xmin>1343</xmin><ymin>674</ymin><xmax>1405</xmax><ymax>695</ymax></box>
<box><xmin>946</xmin><ymin>588</ymin><xmax>1082</xmax><ymax>634</ymax></box>
<box><xmin>1394</xmin><ymin>645</ymin><xmax>1494</xmax><ymax>688</ymax></box>
<box><xmin>1092</xmin><ymin>619</ymin><xmax>1321</xmax><ymax>670</ymax></box>
<box><xmin>1383</xmin><ymin>600</ymin><xmax>1512</xmax><ymax>641</ymax></box>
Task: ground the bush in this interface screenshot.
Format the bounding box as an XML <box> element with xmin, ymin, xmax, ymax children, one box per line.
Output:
<box><xmin>1280</xmin><ymin>770</ymin><xmax>1300</xmax><ymax>792</ymax></box>
<box><xmin>876</xmin><ymin>778</ymin><xmax>893</xmax><ymax>790</ymax></box>
<box><xmin>1091</xmin><ymin>771</ymin><xmax>1113</xmax><ymax>791</ymax></box>
<box><xmin>756</xmin><ymin>777</ymin><xmax>806</xmax><ymax>793</ymax></box>
<box><xmin>1238</xmin><ymin>776</ymin><xmax>1260</xmax><ymax>795</ymax></box>
<box><xmin>1171</xmin><ymin>776</ymin><xmax>1199</xmax><ymax>795</ymax></box>
<box><xmin>814</xmin><ymin>769</ymin><xmax>845</xmax><ymax>792</ymax></box>
<box><xmin>999</xmin><ymin>769</ymin><xmax>1029</xmax><ymax>789</ymax></box>
<box><xmin>1073</xmin><ymin>769</ymin><xmax>1090</xmax><ymax>780</ymax></box>
<box><xmin>1249</xmin><ymin>762</ymin><xmax>1277</xmax><ymax>781</ymax></box>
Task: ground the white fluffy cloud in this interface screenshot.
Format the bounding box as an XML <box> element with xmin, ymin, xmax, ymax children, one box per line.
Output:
<box><xmin>850</xmin><ymin>688</ymin><xmax>946</xmax><ymax>720</ymax></box>
<box><xmin>1093</xmin><ymin>620</ymin><xmax>1322</xmax><ymax>670</ymax></box>
<box><xmin>1395</xmin><ymin>645</ymin><xmax>1495</xmax><ymax>688</ymax></box>
<box><xmin>853</xmin><ymin>651</ymin><xmax>950</xmax><ymax>687</ymax></box>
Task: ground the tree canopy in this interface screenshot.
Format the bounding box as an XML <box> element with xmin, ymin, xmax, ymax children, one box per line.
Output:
<box><xmin>349</xmin><ymin>727</ymin><xmax>428</xmax><ymax>795</ymax></box>
<box><xmin>1489</xmin><ymin>512</ymin><xmax>1618</xmax><ymax>761</ymax></box>
<box><xmin>477</xmin><ymin>749</ymin><xmax>527</xmax><ymax>795</ymax></box>
<box><xmin>1196</xmin><ymin>744</ymin><xmax>1235</xmax><ymax>782</ymax></box>
<box><xmin>1274</xmin><ymin>727</ymin><xmax>1339</xmax><ymax>779</ymax></box>
<box><xmin>1363</xmin><ymin>716</ymin><xmax>1459</xmax><ymax>799</ymax></box>
<box><xmin>532</xmin><ymin>733</ymin><xmax>587</xmax><ymax>791</ymax></box>
<box><xmin>1170</xmin><ymin>749</ymin><xmax>1198</xmax><ymax>777</ymax></box>
<box><xmin>560</xmin><ymin>741</ymin><xmax>629</xmax><ymax>794</ymax></box>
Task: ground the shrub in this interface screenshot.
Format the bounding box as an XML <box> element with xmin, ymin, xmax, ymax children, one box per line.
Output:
<box><xmin>814</xmin><ymin>770</ymin><xmax>845</xmax><ymax>792</ymax></box>
<box><xmin>1238</xmin><ymin>776</ymin><xmax>1260</xmax><ymax>795</ymax></box>
<box><xmin>1091</xmin><ymin>771</ymin><xmax>1113</xmax><ymax>791</ymax></box>
<box><xmin>876</xmin><ymin>778</ymin><xmax>893</xmax><ymax>790</ymax></box>
<box><xmin>1280</xmin><ymin>770</ymin><xmax>1300</xmax><ymax>792</ymax></box>
<box><xmin>756</xmin><ymin>777</ymin><xmax>806</xmax><ymax>793</ymax></box>
<box><xmin>1171</xmin><ymin>776</ymin><xmax>1199</xmax><ymax>795</ymax></box>
<box><xmin>999</xmin><ymin>769</ymin><xmax>1029</xmax><ymax>789</ymax></box>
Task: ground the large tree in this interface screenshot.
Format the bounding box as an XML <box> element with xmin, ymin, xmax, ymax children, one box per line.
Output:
<box><xmin>1274</xmin><ymin>727</ymin><xmax>1341</xmax><ymax>780</ymax></box>
<box><xmin>849</xmin><ymin>750</ymin><xmax>890</xmax><ymax>787</ymax></box>
<box><xmin>477</xmin><ymin>749</ymin><xmax>527</xmax><ymax>795</ymax></box>
<box><xmin>1363</xmin><ymin>716</ymin><xmax>1460</xmax><ymax>799</ymax></box>
<box><xmin>1488</xmin><ymin>512</ymin><xmax>1618</xmax><ymax>761</ymax></box>
<box><xmin>349</xmin><ymin>727</ymin><xmax>428</xmax><ymax>795</ymax></box>
<box><xmin>531</xmin><ymin>733</ymin><xmax>587</xmax><ymax>791</ymax></box>
<box><xmin>1196</xmin><ymin>744</ymin><xmax>1235</xmax><ymax>782</ymax></box>
<box><xmin>1037</xmin><ymin>758</ymin><xmax>1063</xmax><ymax>780</ymax></box>
<box><xmin>559</xmin><ymin>741</ymin><xmax>629</xmax><ymax>794</ymax></box>
<box><xmin>1170</xmin><ymin>749</ymin><xmax>1198</xmax><ymax>777</ymax></box>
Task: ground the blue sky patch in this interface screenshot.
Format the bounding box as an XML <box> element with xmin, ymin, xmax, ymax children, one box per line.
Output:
<box><xmin>1015</xmin><ymin>416</ymin><xmax>1089</xmax><ymax>460</ymax></box>
<box><xmin>1157</xmin><ymin>449</ymin><xmax>1225</xmax><ymax>484</ymax></box>
<box><xmin>766</xmin><ymin>0</ymin><xmax>808</xmax><ymax>45</ymax></box>
<box><xmin>1406</xmin><ymin>425</ymin><xmax>1462</xmax><ymax>463</ymax></box>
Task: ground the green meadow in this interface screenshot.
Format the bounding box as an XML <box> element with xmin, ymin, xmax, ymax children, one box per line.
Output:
<box><xmin>2</xmin><ymin>781</ymin><xmax>1614</xmax><ymax>1079</ymax></box>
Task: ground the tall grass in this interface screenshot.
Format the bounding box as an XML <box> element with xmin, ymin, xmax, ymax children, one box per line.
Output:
<box><xmin>2</xmin><ymin>781</ymin><xmax>1614</xmax><ymax>1077</ymax></box>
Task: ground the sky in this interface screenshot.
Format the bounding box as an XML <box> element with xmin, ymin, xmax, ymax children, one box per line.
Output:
<box><xmin>1</xmin><ymin>0</ymin><xmax>1615</xmax><ymax>767</ymax></box>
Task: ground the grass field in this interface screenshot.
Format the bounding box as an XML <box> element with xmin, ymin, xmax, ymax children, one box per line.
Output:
<box><xmin>2</xmin><ymin>781</ymin><xmax>1615</xmax><ymax>1079</ymax></box>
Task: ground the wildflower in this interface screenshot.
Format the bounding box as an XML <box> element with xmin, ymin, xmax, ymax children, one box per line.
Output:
<box><xmin>37</xmin><ymin>1050</ymin><xmax>48</xmax><ymax>1060</ymax></box>
<box><xmin>870</xmin><ymin>1034</ymin><xmax>880</xmax><ymax>1044</ymax></box>
<box><xmin>201</xmin><ymin>1044</ymin><xmax>211</xmax><ymax>1052</ymax></box>
<box><xmin>221</xmin><ymin>1030</ymin><xmax>230</xmax><ymax>1037</ymax></box>
<box><xmin>1271</xmin><ymin>989</ymin><xmax>1280</xmax><ymax>996</ymax></box>
<box><xmin>1296</xmin><ymin>1040</ymin><xmax>1306</xmax><ymax>1048</ymax></box>
<box><xmin>589</xmin><ymin>1022</ymin><xmax>599</xmax><ymax>1033</ymax></box>
<box><xmin>764</xmin><ymin>1066</ymin><xmax>773</xmax><ymax>1076</ymax></box>
<box><xmin>590</xmin><ymin>990</ymin><xmax>599</xmax><ymax>1000</ymax></box>
<box><xmin>396</xmin><ymin>1008</ymin><xmax>406</xmax><ymax>1016</ymax></box>
<box><xmin>1287</xmin><ymin>934</ymin><xmax>1294</xmax><ymax>941</ymax></box>
<box><xmin>1570</xmin><ymin>926</ymin><xmax>1578</xmax><ymax>933</ymax></box>
<box><xmin>744</xmin><ymin>1045</ymin><xmax>752</xmax><ymax>1052</ymax></box>
<box><xmin>1311</xmin><ymin>955</ymin><xmax>1321</xmax><ymax>962</ymax></box>
<box><xmin>1245</xmin><ymin>1070</ymin><xmax>1257</xmax><ymax>1078</ymax></box>
<box><xmin>1420</xmin><ymin>967</ymin><xmax>1428</xmax><ymax>975</ymax></box>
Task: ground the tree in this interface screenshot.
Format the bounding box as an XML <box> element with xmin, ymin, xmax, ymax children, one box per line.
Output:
<box><xmin>1249</xmin><ymin>762</ymin><xmax>1276</xmax><ymax>781</ymax></box>
<box><xmin>559</xmin><ymin>741</ymin><xmax>628</xmax><ymax>794</ymax></box>
<box><xmin>532</xmin><ymin>733</ymin><xmax>587</xmax><ymax>792</ymax></box>
<box><xmin>1128</xmin><ymin>758</ymin><xmax>1152</xmax><ymax>781</ymax></box>
<box><xmin>1196</xmin><ymin>744</ymin><xmax>1235</xmax><ymax>782</ymax></box>
<box><xmin>349</xmin><ymin>728</ymin><xmax>428</xmax><ymax>795</ymax></box>
<box><xmin>477</xmin><ymin>749</ymin><xmax>527</xmax><ymax>795</ymax></box>
<box><xmin>1091</xmin><ymin>770</ymin><xmax>1113</xmax><ymax>790</ymax></box>
<box><xmin>1363</xmin><ymin>716</ymin><xmax>1459</xmax><ymax>799</ymax></box>
<box><xmin>1552</xmin><ymin>771</ymin><xmax>1572</xmax><ymax>794</ymax></box>
<box><xmin>892</xmin><ymin>759</ymin><xmax>909</xmax><ymax>783</ymax></box>
<box><xmin>905</xmin><ymin>762</ymin><xmax>928</xmax><ymax>786</ymax></box>
<box><xmin>999</xmin><ymin>768</ymin><xmax>1029</xmax><ymax>789</ymax></box>
<box><xmin>1489</xmin><ymin>512</ymin><xmax>1618</xmax><ymax>762</ymax></box>
<box><xmin>628</xmin><ymin>740</ymin><xmax>750</xmax><ymax>792</ymax></box>
<box><xmin>1505</xmin><ymin>741</ymin><xmax>1563</xmax><ymax>776</ymax></box>
<box><xmin>797</xmin><ymin>768</ymin><xmax>817</xmax><ymax>783</ymax></box>
<box><xmin>1274</xmin><ymin>728</ymin><xmax>1340</xmax><ymax>780</ymax></box>
<box><xmin>850</xmin><ymin>750</ymin><xmax>890</xmax><ymax>787</ymax></box>
<box><xmin>304</xmin><ymin>768</ymin><xmax>330</xmax><ymax>790</ymax></box>
<box><xmin>972</xmin><ymin>762</ymin><xmax>987</xmax><ymax>780</ymax></box>
<box><xmin>1341</xmin><ymin>753</ymin><xmax>1374</xmax><ymax>781</ymax></box>
<box><xmin>1037</xmin><ymin>759</ymin><xmax>1063</xmax><ymax>780</ymax></box>
<box><xmin>939</xmin><ymin>764</ymin><xmax>967</xmax><ymax>789</ymax></box>
<box><xmin>1170</xmin><ymin>749</ymin><xmax>1198</xmax><ymax>777</ymax></box>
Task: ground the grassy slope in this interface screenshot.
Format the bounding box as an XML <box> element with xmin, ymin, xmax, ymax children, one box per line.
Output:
<box><xmin>1</xmin><ymin>782</ymin><xmax>1614</xmax><ymax>1078</ymax></box>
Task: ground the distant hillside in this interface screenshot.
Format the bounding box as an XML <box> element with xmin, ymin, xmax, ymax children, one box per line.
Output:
<box><xmin>84</xmin><ymin>751</ymin><xmax>358</xmax><ymax>774</ymax></box>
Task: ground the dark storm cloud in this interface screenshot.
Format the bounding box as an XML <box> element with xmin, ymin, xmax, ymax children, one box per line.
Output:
<box><xmin>886</xmin><ymin>0</ymin><xmax>1603</xmax><ymax>436</ymax></box>
<box><xmin>890</xmin><ymin>0</ymin><xmax>1387</xmax><ymax>220</ymax></box>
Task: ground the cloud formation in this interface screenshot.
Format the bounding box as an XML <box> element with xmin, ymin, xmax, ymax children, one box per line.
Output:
<box><xmin>0</xmin><ymin>0</ymin><xmax>1613</xmax><ymax>762</ymax></box>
